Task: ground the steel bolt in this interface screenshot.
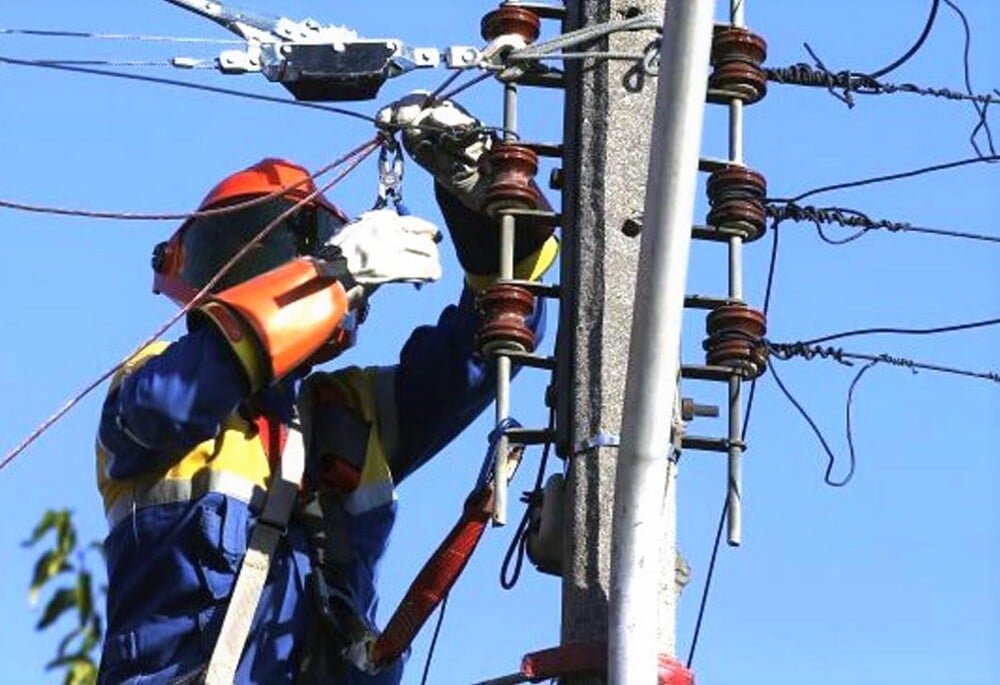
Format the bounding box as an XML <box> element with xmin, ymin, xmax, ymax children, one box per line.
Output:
<box><xmin>549</xmin><ymin>168</ymin><xmax>564</xmax><ymax>190</ymax></box>
<box><xmin>622</xmin><ymin>215</ymin><xmax>643</xmax><ymax>237</ymax></box>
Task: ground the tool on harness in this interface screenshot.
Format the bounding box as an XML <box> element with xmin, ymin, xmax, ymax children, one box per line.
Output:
<box><xmin>319</xmin><ymin>419</ymin><xmax>526</xmax><ymax>674</ymax></box>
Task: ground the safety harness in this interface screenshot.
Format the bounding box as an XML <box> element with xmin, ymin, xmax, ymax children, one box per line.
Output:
<box><xmin>203</xmin><ymin>414</ymin><xmax>522</xmax><ymax>681</ymax></box>
<box><xmin>204</xmin><ymin>419</ymin><xmax>306</xmax><ymax>685</ymax></box>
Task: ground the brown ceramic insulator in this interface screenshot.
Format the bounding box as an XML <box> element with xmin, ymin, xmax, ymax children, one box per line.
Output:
<box><xmin>476</xmin><ymin>283</ymin><xmax>537</xmax><ymax>356</ymax></box>
<box><xmin>706</xmin><ymin>304</ymin><xmax>767</xmax><ymax>338</ymax></box>
<box><xmin>703</xmin><ymin>304</ymin><xmax>768</xmax><ymax>378</ymax></box>
<box><xmin>709</xmin><ymin>63</ymin><xmax>768</xmax><ymax>103</ymax></box>
<box><xmin>704</xmin><ymin>337</ymin><xmax>768</xmax><ymax>379</ymax></box>
<box><xmin>711</xmin><ymin>26</ymin><xmax>768</xmax><ymax>67</ymax></box>
<box><xmin>481</xmin><ymin>6</ymin><xmax>542</xmax><ymax>44</ymax></box>
<box><xmin>710</xmin><ymin>26</ymin><xmax>768</xmax><ymax>104</ymax></box>
<box><xmin>481</xmin><ymin>143</ymin><xmax>541</xmax><ymax>216</ymax></box>
<box><xmin>706</xmin><ymin>199</ymin><xmax>767</xmax><ymax>241</ymax></box>
<box><xmin>707</xmin><ymin>166</ymin><xmax>767</xmax><ymax>203</ymax></box>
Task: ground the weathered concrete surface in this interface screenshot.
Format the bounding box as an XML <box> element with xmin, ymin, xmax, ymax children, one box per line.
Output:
<box><xmin>557</xmin><ymin>0</ymin><xmax>673</xmax><ymax>680</ymax></box>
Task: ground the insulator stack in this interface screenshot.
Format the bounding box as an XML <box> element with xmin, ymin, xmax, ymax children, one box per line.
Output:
<box><xmin>709</xmin><ymin>26</ymin><xmax>768</xmax><ymax>104</ymax></box>
<box><xmin>481</xmin><ymin>5</ymin><xmax>542</xmax><ymax>44</ymax></box>
<box><xmin>706</xmin><ymin>165</ymin><xmax>767</xmax><ymax>242</ymax></box>
<box><xmin>703</xmin><ymin>304</ymin><xmax>768</xmax><ymax>379</ymax></box>
<box><xmin>477</xmin><ymin>283</ymin><xmax>537</xmax><ymax>357</ymax></box>
<box><xmin>481</xmin><ymin>143</ymin><xmax>542</xmax><ymax>216</ymax></box>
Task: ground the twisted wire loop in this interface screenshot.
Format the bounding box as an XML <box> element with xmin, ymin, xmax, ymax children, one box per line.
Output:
<box><xmin>766</xmin><ymin>341</ymin><xmax>852</xmax><ymax>365</ymax></box>
<box><xmin>764</xmin><ymin>62</ymin><xmax>1000</xmax><ymax>108</ymax></box>
<box><xmin>765</xmin><ymin>341</ymin><xmax>1000</xmax><ymax>383</ymax></box>
<box><xmin>766</xmin><ymin>203</ymin><xmax>910</xmax><ymax>232</ymax></box>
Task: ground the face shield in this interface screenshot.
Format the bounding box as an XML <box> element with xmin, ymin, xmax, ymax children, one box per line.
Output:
<box><xmin>161</xmin><ymin>196</ymin><xmax>346</xmax><ymax>299</ymax></box>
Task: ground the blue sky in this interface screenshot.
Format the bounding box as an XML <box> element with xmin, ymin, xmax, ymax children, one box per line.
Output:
<box><xmin>0</xmin><ymin>1</ymin><xmax>997</xmax><ymax>684</ymax></box>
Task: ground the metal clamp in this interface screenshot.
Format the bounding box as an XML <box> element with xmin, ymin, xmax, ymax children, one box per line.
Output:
<box><xmin>374</xmin><ymin>141</ymin><xmax>405</xmax><ymax>210</ymax></box>
<box><xmin>573</xmin><ymin>431</ymin><xmax>620</xmax><ymax>455</ymax></box>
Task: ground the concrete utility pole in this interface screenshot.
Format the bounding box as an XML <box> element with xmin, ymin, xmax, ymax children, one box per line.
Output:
<box><xmin>556</xmin><ymin>0</ymin><xmax>695</xmax><ymax>681</ymax></box>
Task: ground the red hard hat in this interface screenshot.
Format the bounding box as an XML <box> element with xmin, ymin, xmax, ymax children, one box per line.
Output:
<box><xmin>152</xmin><ymin>158</ymin><xmax>348</xmax><ymax>305</ymax></box>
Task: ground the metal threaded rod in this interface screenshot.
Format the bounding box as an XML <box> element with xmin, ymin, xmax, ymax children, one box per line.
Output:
<box><xmin>726</xmin><ymin>0</ymin><xmax>746</xmax><ymax>547</ymax></box>
<box><xmin>493</xmin><ymin>81</ymin><xmax>520</xmax><ymax>527</ymax></box>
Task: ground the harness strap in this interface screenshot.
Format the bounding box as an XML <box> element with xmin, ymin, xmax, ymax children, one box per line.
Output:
<box><xmin>369</xmin><ymin>440</ymin><xmax>524</xmax><ymax>670</ymax></box>
<box><xmin>204</xmin><ymin>422</ymin><xmax>306</xmax><ymax>685</ymax></box>
<box><xmin>371</xmin><ymin>487</ymin><xmax>493</xmax><ymax>669</ymax></box>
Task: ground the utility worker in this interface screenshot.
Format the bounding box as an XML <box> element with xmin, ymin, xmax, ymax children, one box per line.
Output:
<box><xmin>94</xmin><ymin>95</ymin><xmax>558</xmax><ymax>685</ymax></box>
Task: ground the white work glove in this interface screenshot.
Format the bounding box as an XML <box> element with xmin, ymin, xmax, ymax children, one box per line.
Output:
<box><xmin>376</xmin><ymin>92</ymin><xmax>492</xmax><ymax>210</ymax></box>
<box><xmin>325</xmin><ymin>209</ymin><xmax>442</xmax><ymax>287</ymax></box>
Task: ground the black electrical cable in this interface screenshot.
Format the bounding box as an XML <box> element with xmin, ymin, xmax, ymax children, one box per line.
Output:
<box><xmin>772</xmin><ymin>154</ymin><xmax>1000</xmax><ymax>205</ymax></box>
<box><xmin>686</xmin><ymin>219</ymin><xmax>781</xmax><ymax>669</ymax></box>
<box><xmin>500</xmin><ymin>406</ymin><xmax>555</xmax><ymax>590</ymax></box>
<box><xmin>0</xmin><ymin>54</ymin><xmax>378</xmax><ymax>122</ymax></box>
<box><xmin>765</xmin><ymin>203</ymin><xmax>1000</xmax><ymax>245</ymax></box>
<box><xmin>801</xmin><ymin>317</ymin><xmax>1000</xmax><ymax>346</ymax></box>
<box><xmin>419</xmin><ymin>594</ymin><xmax>449</xmax><ymax>685</ymax></box>
<box><xmin>942</xmin><ymin>0</ymin><xmax>996</xmax><ymax>157</ymax></box>
<box><xmin>766</xmin><ymin>358</ymin><xmax>862</xmax><ymax>488</ymax></box>
<box><xmin>867</xmin><ymin>0</ymin><xmax>940</xmax><ymax>79</ymax></box>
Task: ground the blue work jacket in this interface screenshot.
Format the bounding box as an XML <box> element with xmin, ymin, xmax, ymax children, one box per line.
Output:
<box><xmin>95</xmin><ymin>282</ymin><xmax>546</xmax><ymax>684</ymax></box>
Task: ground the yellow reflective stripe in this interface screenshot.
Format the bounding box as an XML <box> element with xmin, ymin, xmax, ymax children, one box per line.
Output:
<box><xmin>195</xmin><ymin>302</ymin><xmax>268</xmax><ymax>391</ymax></box>
<box><xmin>343</xmin><ymin>479</ymin><xmax>397</xmax><ymax>515</ymax></box>
<box><xmin>105</xmin><ymin>470</ymin><xmax>267</xmax><ymax>531</ymax></box>
<box><xmin>464</xmin><ymin>235</ymin><xmax>560</xmax><ymax>292</ymax></box>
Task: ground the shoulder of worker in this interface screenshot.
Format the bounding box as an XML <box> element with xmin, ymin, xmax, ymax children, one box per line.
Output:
<box><xmin>107</xmin><ymin>340</ymin><xmax>173</xmax><ymax>393</ymax></box>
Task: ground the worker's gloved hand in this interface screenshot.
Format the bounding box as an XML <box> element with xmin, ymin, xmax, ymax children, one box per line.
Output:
<box><xmin>323</xmin><ymin>208</ymin><xmax>443</xmax><ymax>287</ymax></box>
<box><xmin>376</xmin><ymin>92</ymin><xmax>490</xmax><ymax>211</ymax></box>
<box><xmin>377</xmin><ymin>92</ymin><xmax>559</xmax><ymax>290</ymax></box>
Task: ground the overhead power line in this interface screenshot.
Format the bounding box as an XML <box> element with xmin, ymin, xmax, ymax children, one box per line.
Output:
<box><xmin>0</xmin><ymin>27</ymin><xmax>242</xmax><ymax>43</ymax></box>
<box><xmin>800</xmin><ymin>317</ymin><xmax>1000</xmax><ymax>346</ymax></box>
<box><xmin>765</xmin><ymin>203</ymin><xmax>1000</xmax><ymax>245</ymax></box>
<box><xmin>0</xmin><ymin>54</ymin><xmax>377</xmax><ymax>121</ymax></box>
<box><xmin>771</xmin><ymin>154</ymin><xmax>1000</xmax><ymax>204</ymax></box>
<box><xmin>866</xmin><ymin>0</ymin><xmax>940</xmax><ymax>79</ymax></box>
<box><xmin>0</xmin><ymin>138</ymin><xmax>380</xmax><ymax>473</ymax></box>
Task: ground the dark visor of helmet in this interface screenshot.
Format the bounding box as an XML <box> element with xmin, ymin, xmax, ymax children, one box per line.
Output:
<box><xmin>181</xmin><ymin>197</ymin><xmax>346</xmax><ymax>293</ymax></box>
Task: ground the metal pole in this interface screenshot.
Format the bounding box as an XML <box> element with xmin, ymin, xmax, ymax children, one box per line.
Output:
<box><xmin>725</xmin><ymin>0</ymin><xmax>746</xmax><ymax>547</ymax></box>
<box><xmin>493</xmin><ymin>81</ymin><xmax>519</xmax><ymax>526</ymax></box>
<box><xmin>608</xmin><ymin>1</ymin><xmax>714</xmax><ymax>682</ymax></box>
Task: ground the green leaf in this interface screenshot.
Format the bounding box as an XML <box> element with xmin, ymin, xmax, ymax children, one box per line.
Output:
<box><xmin>63</xmin><ymin>658</ymin><xmax>97</xmax><ymax>685</ymax></box>
<box><xmin>37</xmin><ymin>587</ymin><xmax>79</xmax><ymax>630</ymax></box>
<box><xmin>53</xmin><ymin>625</ymin><xmax>83</xmax><ymax>661</ymax></box>
<box><xmin>22</xmin><ymin>510</ymin><xmax>69</xmax><ymax>548</ymax></box>
<box><xmin>76</xmin><ymin>571</ymin><xmax>93</xmax><ymax>624</ymax></box>
<box><xmin>28</xmin><ymin>550</ymin><xmax>72</xmax><ymax>604</ymax></box>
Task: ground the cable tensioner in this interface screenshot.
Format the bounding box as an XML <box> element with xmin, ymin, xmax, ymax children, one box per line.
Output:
<box><xmin>706</xmin><ymin>164</ymin><xmax>768</xmax><ymax>242</ymax></box>
<box><xmin>710</xmin><ymin>25</ymin><xmax>768</xmax><ymax>104</ymax></box>
<box><xmin>703</xmin><ymin>304</ymin><xmax>768</xmax><ymax>379</ymax></box>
